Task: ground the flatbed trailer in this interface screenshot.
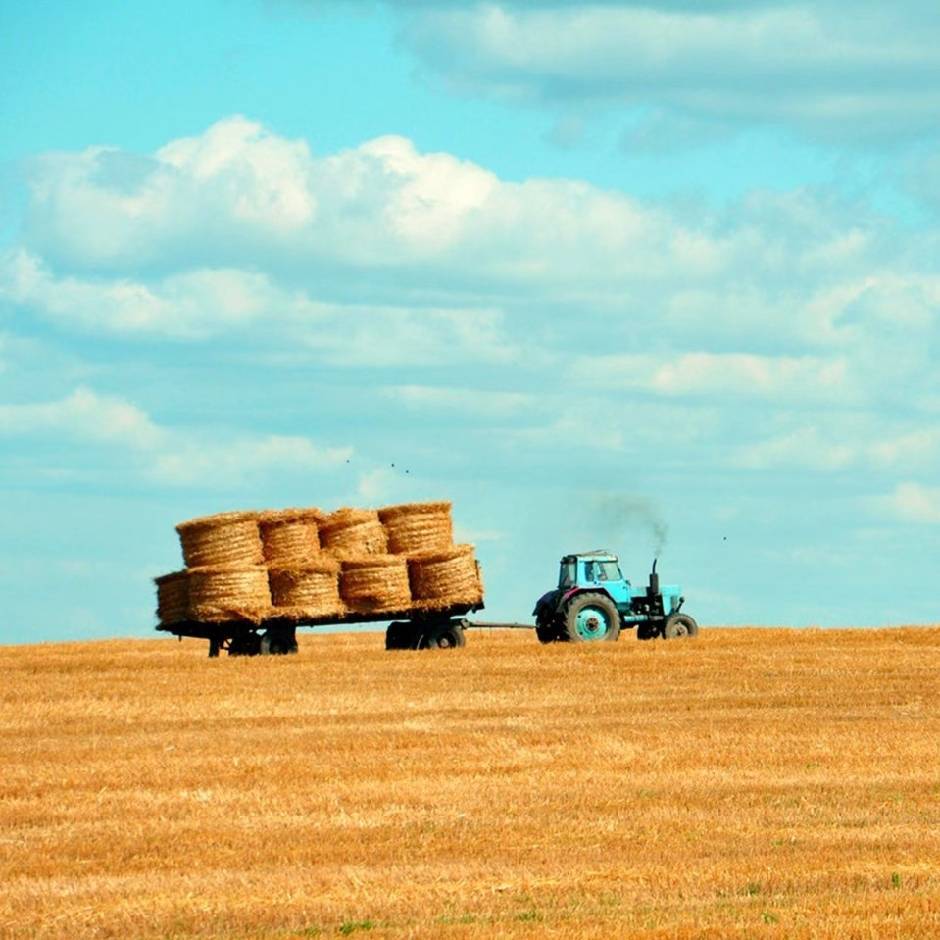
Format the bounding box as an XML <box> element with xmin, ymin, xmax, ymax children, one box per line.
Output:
<box><xmin>156</xmin><ymin>601</ymin><xmax>531</xmax><ymax>657</ymax></box>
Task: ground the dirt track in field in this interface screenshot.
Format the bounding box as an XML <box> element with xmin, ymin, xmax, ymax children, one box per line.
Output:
<box><xmin>2</xmin><ymin>627</ymin><xmax>939</xmax><ymax>938</ymax></box>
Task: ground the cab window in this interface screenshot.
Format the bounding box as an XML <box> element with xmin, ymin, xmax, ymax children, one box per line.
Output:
<box><xmin>559</xmin><ymin>560</ymin><xmax>576</xmax><ymax>588</ymax></box>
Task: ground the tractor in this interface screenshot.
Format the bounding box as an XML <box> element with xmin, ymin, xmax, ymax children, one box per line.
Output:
<box><xmin>532</xmin><ymin>551</ymin><xmax>698</xmax><ymax>643</ymax></box>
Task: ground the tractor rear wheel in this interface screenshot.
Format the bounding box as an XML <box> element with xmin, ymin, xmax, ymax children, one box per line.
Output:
<box><xmin>663</xmin><ymin>613</ymin><xmax>699</xmax><ymax>639</ymax></box>
<box><xmin>563</xmin><ymin>593</ymin><xmax>620</xmax><ymax>642</ymax></box>
<box><xmin>536</xmin><ymin>623</ymin><xmax>558</xmax><ymax>644</ymax></box>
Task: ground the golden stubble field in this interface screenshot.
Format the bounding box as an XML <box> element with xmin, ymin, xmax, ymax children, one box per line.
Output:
<box><xmin>2</xmin><ymin>627</ymin><xmax>939</xmax><ymax>939</ymax></box>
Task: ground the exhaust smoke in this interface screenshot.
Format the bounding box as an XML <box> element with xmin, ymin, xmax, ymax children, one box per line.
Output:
<box><xmin>590</xmin><ymin>495</ymin><xmax>668</xmax><ymax>557</ymax></box>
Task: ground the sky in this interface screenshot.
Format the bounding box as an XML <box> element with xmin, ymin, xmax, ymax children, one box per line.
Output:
<box><xmin>1</xmin><ymin>0</ymin><xmax>939</xmax><ymax>642</ymax></box>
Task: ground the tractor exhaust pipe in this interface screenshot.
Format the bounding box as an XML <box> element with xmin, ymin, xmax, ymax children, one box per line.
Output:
<box><xmin>648</xmin><ymin>558</ymin><xmax>659</xmax><ymax>597</ymax></box>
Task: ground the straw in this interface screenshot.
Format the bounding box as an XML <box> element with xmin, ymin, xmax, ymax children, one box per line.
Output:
<box><xmin>176</xmin><ymin>510</ymin><xmax>263</xmax><ymax>568</ymax></box>
<box><xmin>187</xmin><ymin>565</ymin><xmax>272</xmax><ymax>623</ymax></box>
<box><xmin>259</xmin><ymin>507</ymin><xmax>322</xmax><ymax>565</ymax></box>
<box><xmin>268</xmin><ymin>558</ymin><xmax>344</xmax><ymax>620</ymax></box>
<box><xmin>378</xmin><ymin>501</ymin><xmax>453</xmax><ymax>555</ymax></box>
<box><xmin>408</xmin><ymin>544</ymin><xmax>482</xmax><ymax>606</ymax></box>
<box><xmin>340</xmin><ymin>554</ymin><xmax>411</xmax><ymax>613</ymax></box>
<box><xmin>319</xmin><ymin>508</ymin><xmax>388</xmax><ymax>560</ymax></box>
<box><xmin>154</xmin><ymin>570</ymin><xmax>189</xmax><ymax>624</ymax></box>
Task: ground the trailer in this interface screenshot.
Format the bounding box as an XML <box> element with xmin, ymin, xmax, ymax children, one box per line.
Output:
<box><xmin>154</xmin><ymin>600</ymin><xmax>533</xmax><ymax>657</ymax></box>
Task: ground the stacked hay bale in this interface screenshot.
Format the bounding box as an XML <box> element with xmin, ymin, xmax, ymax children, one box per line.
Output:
<box><xmin>259</xmin><ymin>508</ymin><xmax>322</xmax><ymax>565</ymax></box>
<box><xmin>319</xmin><ymin>508</ymin><xmax>387</xmax><ymax>559</ymax></box>
<box><xmin>177</xmin><ymin>511</ymin><xmax>264</xmax><ymax>568</ymax></box>
<box><xmin>158</xmin><ymin>511</ymin><xmax>271</xmax><ymax>624</ymax></box>
<box><xmin>378</xmin><ymin>501</ymin><xmax>453</xmax><ymax>555</ymax></box>
<box><xmin>407</xmin><ymin>544</ymin><xmax>483</xmax><ymax>609</ymax></box>
<box><xmin>340</xmin><ymin>555</ymin><xmax>411</xmax><ymax>613</ymax></box>
<box><xmin>188</xmin><ymin>565</ymin><xmax>271</xmax><ymax>623</ymax></box>
<box><xmin>268</xmin><ymin>556</ymin><xmax>343</xmax><ymax>620</ymax></box>
<box><xmin>155</xmin><ymin>570</ymin><xmax>189</xmax><ymax>625</ymax></box>
<box><xmin>154</xmin><ymin>499</ymin><xmax>482</xmax><ymax>626</ymax></box>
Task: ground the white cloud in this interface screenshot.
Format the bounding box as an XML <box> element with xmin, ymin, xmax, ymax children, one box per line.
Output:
<box><xmin>1</xmin><ymin>248</ymin><xmax>520</xmax><ymax>364</ymax></box>
<box><xmin>882</xmin><ymin>482</ymin><xmax>940</xmax><ymax>524</ymax></box>
<box><xmin>382</xmin><ymin>384</ymin><xmax>534</xmax><ymax>416</ymax></box>
<box><xmin>4</xmin><ymin>118</ymin><xmax>939</xmax><ymax>491</ymax></box>
<box><xmin>734</xmin><ymin>422</ymin><xmax>940</xmax><ymax>472</ymax></box>
<box><xmin>0</xmin><ymin>249</ymin><xmax>279</xmax><ymax>338</ymax></box>
<box><xmin>568</xmin><ymin>352</ymin><xmax>853</xmax><ymax>403</ymax></box>
<box><xmin>734</xmin><ymin>425</ymin><xmax>857</xmax><ymax>471</ymax></box>
<box><xmin>397</xmin><ymin>3</ymin><xmax>940</xmax><ymax>140</ymax></box>
<box><xmin>0</xmin><ymin>387</ymin><xmax>351</xmax><ymax>486</ymax></box>
<box><xmin>0</xmin><ymin>386</ymin><xmax>165</xmax><ymax>450</ymax></box>
<box><xmin>151</xmin><ymin>434</ymin><xmax>350</xmax><ymax>486</ymax></box>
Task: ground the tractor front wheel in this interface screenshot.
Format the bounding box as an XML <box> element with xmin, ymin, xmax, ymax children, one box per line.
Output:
<box><xmin>663</xmin><ymin>613</ymin><xmax>699</xmax><ymax>639</ymax></box>
<box><xmin>563</xmin><ymin>593</ymin><xmax>621</xmax><ymax>642</ymax></box>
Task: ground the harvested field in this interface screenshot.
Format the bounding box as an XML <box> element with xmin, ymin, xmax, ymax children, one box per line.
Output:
<box><xmin>1</xmin><ymin>628</ymin><xmax>939</xmax><ymax>938</ymax></box>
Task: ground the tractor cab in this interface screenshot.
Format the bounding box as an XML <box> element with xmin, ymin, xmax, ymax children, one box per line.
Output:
<box><xmin>558</xmin><ymin>551</ymin><xmax>631</xmax><ymax>608</ymax></box>
<box><xmin>534</xmin><ymin>550</ymin><xmax>697</xmax><ymax>643</ymax></box>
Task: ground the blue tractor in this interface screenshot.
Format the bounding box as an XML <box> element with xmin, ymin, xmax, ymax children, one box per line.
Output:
<box><xmin>532</xmin><ymin>551</ymin><xmax>698</xmax><ymax>643</ymax></box>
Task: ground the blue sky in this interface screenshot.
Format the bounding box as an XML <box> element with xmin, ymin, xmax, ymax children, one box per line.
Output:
<box><xmin>1</xmin><ymin>0</ymin><xmax>939</xmax><ymax>642</ymax></box>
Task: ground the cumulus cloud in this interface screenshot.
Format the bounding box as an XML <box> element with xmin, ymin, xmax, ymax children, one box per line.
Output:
<box><xmin>0</xmin><ymin>386</ymin><xmax>165</xmax><ymax>450</ymax></box>
<box><xmin>4</xmin><ymin>118</ymin><xmax>939</xmax><ymax>501</ymax></box>
<box><xmin>395</xmin><ymin>2</ymin><xmax>940</xmax><ymax>142</ymax></box>
<box><xmin>0</xmin><ymin>248</ymin><xmax>520</xmax><ymax>364</ymax></box>
<box><xmin>382</xmin><ymin>384</ymin><xmax>534</xmax><ymax>416</ymax></box>
<box><xmin>734</xmin><ymin>421</ymin><xmax>940</xmax><ymax>472</ymax></box>
<box><xmin>0</xmin><ymin>386</ymin><xmax>351</xmax><ymax>486</ymax></box>
<box><xmin>567</xmin><ymin>352</ymin><xmax>853</xmax><ymax>403</ymax></box>
<box><xmin>882</xmin><ymin>482</ymin><xmax>940</xmax><ymax>524</ymax></box>
<box><xmin>0</xmin><ymin>249</ymin><xmax>277</xmax><ymax>338</ymax></box>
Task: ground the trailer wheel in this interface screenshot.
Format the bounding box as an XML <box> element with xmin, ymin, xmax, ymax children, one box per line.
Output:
<box><xmin>419</xmin><ymin>622</ymin><xmax>467</xmax><ymax>649</ymax></box>
<box><xmin>261</xmin><ymin>627</ymin><xmax>298</xmax><ymax>655</ymax></box>
<box><xmin>562</xmin><ymin>593</ymin><xmax>620</xmax><ymax>642</ymax></box>
<box><xmin>385</xmin><ymin>622</ymin><xmax>415</xmax><ymax>650</ymax></box>
<box><xmin>228</xmin><ymin>631</ymin><xmax>261</xmax><ymax>656</ymax></box>
<box><xmin>663</xmin><ymin>614</ymin><xmax>699</xmax><ymax>639</ymax></box>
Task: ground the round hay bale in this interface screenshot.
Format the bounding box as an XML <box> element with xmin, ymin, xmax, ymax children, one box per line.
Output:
<box><xmin>378</xmin><ymin>501</ymin><xmax>453</xmax><ymax>555</ymax></box>
<box><xmin>187</xmin><ymin>565</ymin><xmax>271</xmax><ymax>623</ymax></box>
<box><xmin>176</xmin><ymin>511</ymin><xmax>263</xmax><ymax>568</ymax></box>
<box><xmin>154</xmin><ymin>570</ymin><xmax>189</xmax><ymax>624</ymax></box>
<box><xmin>340</xmin><ymin>555</ymin><xmax>411</xmax><ymax>613</ymax></box>
<box><xmin>259</xmin><ymin>507</ymin><xmax>323</xmax><ymax>564</ymax></box>
<box><xmin>408</xmin><ymin>545</ymin><xmax>482</xmax><ymax>606</ymax></box>
<box><xmin>319</xmin><ymin>508</ymin><xmax>387</xmax><ymax>560</ymax></box>
<box><xmin>268</xmin><ymin>558</ymin><xmax>344</xmax><ymax>619</ymax></box>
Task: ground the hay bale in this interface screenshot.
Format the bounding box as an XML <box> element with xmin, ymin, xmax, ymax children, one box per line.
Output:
<box><xmin>408</xmin><ymin>545</ymin><xmax>482</xmax><ymax>607</ymax></box>
<box><xmin>340</xmin><ymin>555</ymin><xmax>411</xmax><ymax>613</ymax></box>
<box><xmin>187</xmin><ymin>565</ymin><xmax>271</xmax><ymax>623</ymax></box>
<box><xmin>378</xmin><ymin>501</ymin><xmax>453</xmax><ymax>555</ymax></box>
<box><xmin>176</xmin><ymin>511</ymin><xmax>263</xmax><ymax>568</ymax></box>
<box><xmin>259</xmin><ymin>508</ymin><xmax>322</xmax><ymax>565</ymax></box>
<box><xmin>268</xmin><ymin>558</ymin><xmax>344</xmax><ymax>619</ymax></box>
<box><xmin>319</xmin><ymin>508</ymin><xmax>388</xmax><ymax>560</ymax></box>
<box><xmin>154</xmin><ymin>570</ymin><xmax>189</xmax><ymax>624</ymax></box>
